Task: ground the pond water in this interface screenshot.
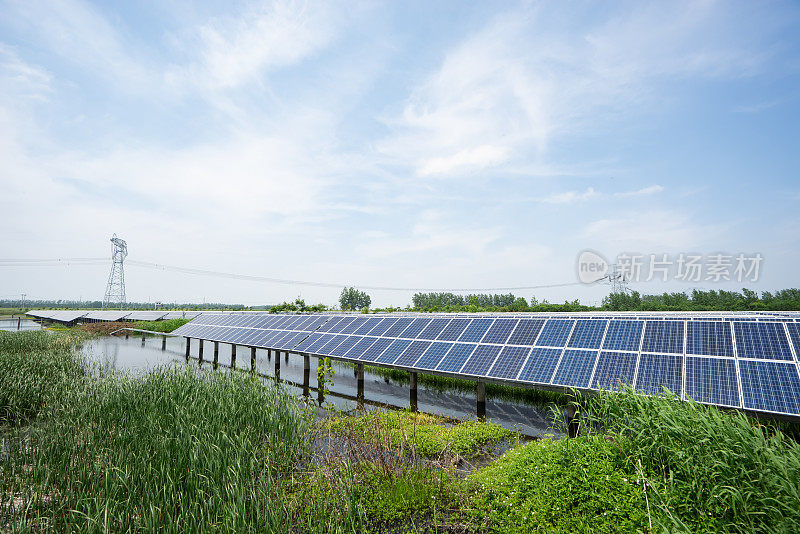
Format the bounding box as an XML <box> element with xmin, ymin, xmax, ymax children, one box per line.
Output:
<box><xmin>81</xmin><ymin>335</ymin><xmax>561</xmax><ymax>437</ymax></box>
<box><xmin>0</xmin><ymin>318</ymin><xmax>43</xmax><ymax>332</ymax></box>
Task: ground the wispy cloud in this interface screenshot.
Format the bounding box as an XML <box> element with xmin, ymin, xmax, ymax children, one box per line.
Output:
<box><xmin>614</xmin><ymin>185</ymin><xmax>664</xmax><ymax>198</ymax></box>
<box><xmin>542</xmin><ymin>187</ymin><xmax>599</xmax><ymax>204</ymax></box>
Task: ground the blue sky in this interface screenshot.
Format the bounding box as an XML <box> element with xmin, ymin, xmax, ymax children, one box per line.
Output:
<box><xmin>1</xmin><ymin>0</ymin><xmax>799</xmax><ymax>307</ymax></box>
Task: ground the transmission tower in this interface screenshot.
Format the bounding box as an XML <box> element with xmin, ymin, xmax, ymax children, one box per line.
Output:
<box><xmin>607</xmin><ymin>263</ymin><xmax>630</xmax><ymax>294</ymax></box>
<box><xmin>102</xmin><ymin>234</ymin><xmax>128</xmax><ymax>310</ymax></box>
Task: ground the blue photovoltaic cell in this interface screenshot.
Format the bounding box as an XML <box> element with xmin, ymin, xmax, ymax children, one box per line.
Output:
<box><xmin>535</xmin><ymin>320</ymin><xmax>575</xmax><ymax>347</ymax></box>
<box><xmin>343</xmin><ymin>337</ymin><xmax>379</xmax><ymax>359</ymax></box>
<box><xmin>328</xmin><ymin>317</ymin><xmax>356</xmax><ymax>334</ymax></box>
<box><xmin>304</xmin><ymin>334</ymin><xmax>337</xmax><ymax>353</ymax></box>
<box><xmin>568</xmin><ymin>320</ymin><xmax>608</xmax><ymax>349</ymax></box>
<box><xmin>353</xmin><ymin>317</ymin><xmax>382</xmax><ymax>335</ymax></box>
<box><xmin>635</xmin><ymin>353</ymin><xmax>683</xmax><ymax>397</ymax></box>
<box><xmin>785</xmin><ymin>323</ymin><xmax>800</xmax><ymax>360</ymax></box>
<box><xmin>641</xmin><ymin>321</ymin><xmax>684</xmax><ymax>354</ymax></box>
<box><xmin>359</xmin><ymin>338</ymin><xmax>394</xmax><ymax>362</ymax></box>
<box><xmin>591</xmin><ymin>352</ymin><xmax>637</xmax><ymax>391</ymax></box>
<box><xmin>339</xmin><ymin>317</ymin><xmax>367</xmax><ymax>334</ymax></box>
<box><xmin>551</xmin><ymin>349</ymin><xmax>598</xmax><ymax>388</ymax></box>
<box><xmin>277</xmin><ymin>332</ymin><xmax>308</xmax><ymax>350</ymax></box>
<box><xmin>487</xmin><ymin>346</ymin><xmax>531</xmax><ymax>379</ymax></box>
<box><xmin>506</xmin><ymin>319</ymin><xmax>545</xmax><ymax>346</ymax></box>
<box><xmin>328</xmin><ymin>336</ymin><xmax>363</xmax><ymax>357</ymax></box>
<box><xmin>437</xmin><ymin>319</ymin><xmax>471</xmax><ymax>341</ymax></box>
<box><xmin>601</xmin><ymin>321</ymin><xmax>643</xmax><ymax>352</ymax></box>
<box><xmin>297</xmin><ymin>333</ymin><xmax>325</xmax><ymax>352</ymax></box>
<box><xmin>367</xmin><ymin>318</ymin><xmax>398</xmax><ymax>336</ymax></box>
<box><xmin>458</xmin><ymin>318</ymin><xmax>493</xmax><ymax>343</ymax></box>
<box><xmin>304</xmin><ymin>316</ymin><xmax>329</xmax><ymax>331</ymax></box>
<box><xmin>413</xmin><ymin>342</ymin><xmax>454</xmax><ymax>370</ymax></box>
<box><xmin>482</xmin><ymin>318</ymin><xmax>520</xmax><ymax>345</ymax></box>
<box><xmin>517</xmin><ymin>348</ymin><xmax>561</xmax><ymax>384</ymax></box>
<box><xmin>685</xmin><ymin>356</ymin><xmax>740</xmax><ymax>407</ymax></box>
<box><xmin>316</xmin><ymin>317</ymin><xmax>343</xmax><ymax>333</ymax></box>
<box><xmin>734</xmin><ymin>322</ymin><xmax>793</xmax><ymax>361</ymax></box>
<box><xmin>375</xmin><ymin>339</ymin><xmax>413</xmax><ymax>364</ymax></box>
<box><xmin>383</xmin><ymin>318</ymin><xmax>415</xmax><ymax>338</ymax></box>
<box><xmin>686</xmin><ymin>321</ymin><xmax>733</xmax><ymax>357</ymax></box>
<box><xmin>436</xmin><ymin>343</ymin><xmax>477</xmax><ymax>373</ymax></box>
<box><xmin>417</xmin><ymin>318</ymin><xmax>451</xmax><ymax>340</ymax></box>
<box><xmin>280</xmin><ymin>317</ymin><xmax>304</xmax><ymax>330</ymax></box>
<box><xmin>394</xmin><ymin>340</ymin><xmax>433</xmax><ymax>367</ymax></box>
<box><xmin>398</xmin><ymin>318</ymin><xmax>432</xmax><ymax>339</ymax></box>
<box><xmin>317</xmin><ymin>334</ymin><xmax>348</xmax><ymax>354</ymax></box>
<box><xmin>461</xmin><ymin>345</ymin><xmax>502</xmax><ymax>376</ymax></box>
<box><xmin>739</xmin><ymin>360</ymin><xmax>800</xmax><ymax>415</ymax></box>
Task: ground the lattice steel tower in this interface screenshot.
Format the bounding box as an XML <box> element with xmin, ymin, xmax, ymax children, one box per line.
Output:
<box><xmin>102</xmin><ymin>234</ymin><xmax>128</xmax><ymax>310</ymax></box>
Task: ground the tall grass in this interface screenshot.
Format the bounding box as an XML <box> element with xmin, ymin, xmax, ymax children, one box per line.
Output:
<box><xmin>2</xmin><ymin>364</ymin><xmax>310</xmax><ymax>531</ymax></box>
<box><xmin>132</xmin><ymin>318</ymin><xmax>191</xmax><ymax>333</ymax></box>
<box><xmin>578</xmin><ymin>389</ymin><xmax>800</xmax><ymax>532</ymax></box>
<box><xmin>0</xmin><ymin>330</ymin><xmax>89</xmax><ymax>425</ymax></box>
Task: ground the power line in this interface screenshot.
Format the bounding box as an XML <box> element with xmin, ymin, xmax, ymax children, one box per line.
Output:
<box><xmin>1</xmin><ymin>256</ymin><xmax>593</xmax><ymax>293</ymax></box>
<box><xmin>127</xmin><ymin>260</ymin><xmax>590</xmax><ymax>292</ymax></box>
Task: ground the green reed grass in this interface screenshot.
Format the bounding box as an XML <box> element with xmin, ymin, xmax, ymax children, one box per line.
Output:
<box><xmin>578</xmin><ymin>389</ymin><xmax>800</xmax><ymax>533</ymax></box>
<box><xmin>0</xmin><ymin>330</ymin><xmax>89</xmax><ymax>425</ymax></box>
<box><xmin>2</xmin><ymin>366</ymin><xmax>309</xmax><ymax>532</ymax></box>
<box><xmin>132</xmin><ymin>318</ymin><xmax>191</xmax><ymax>333</ymax></box>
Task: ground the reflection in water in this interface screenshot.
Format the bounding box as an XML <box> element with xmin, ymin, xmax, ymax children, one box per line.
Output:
<box><xmin>79</xmin><ymin>335</ymin><xmax>560</xmax><ymax>437</ymax></box>
<box><xmin>0</xmin><ymin>318</ymin><xmax>43</xmax><ymax>332</ymax></box>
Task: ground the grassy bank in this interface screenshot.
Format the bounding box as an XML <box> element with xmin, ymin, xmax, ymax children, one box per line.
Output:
<box><xmin>2</xmin><ymin>330</ymin><xmax>799</xmax><ymax>532</ymax></box>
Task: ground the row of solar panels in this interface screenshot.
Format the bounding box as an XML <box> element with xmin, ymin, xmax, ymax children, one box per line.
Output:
<box><xmin>26</xmin><ymin>310</ymin><xmax>200</xmax><ymax>322</ymax></box>
<box><xmin>172</xmin><ymin>313</ymin><xmax>800</xmax><ymax>418</ymax></box>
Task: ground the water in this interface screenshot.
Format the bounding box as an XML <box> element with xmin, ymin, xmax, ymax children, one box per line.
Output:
<box><xmin>0</xmin><ymin>318</ymin><xmax>43</xmax><ymax>332</ymax></box>
<box><xmin>80</xmin><ymin>335</ymin><xmax>561</xmax><ymax>437</ymax></box>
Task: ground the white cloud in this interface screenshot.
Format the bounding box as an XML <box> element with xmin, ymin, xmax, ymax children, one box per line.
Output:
<box><xmin>380</xmin><ymin>1</ymin><xmax>778</xmax><ymax>179</ymax></box>
<box><xmin>167</xmin><ymin>0</ymin><xmax>342</xmax><ymax>92</ymax></box>
<box><xmin>542</xmin><ymin>187</ymin><xmax>599</xmax><ymax>204</ymax></box>
<box><xmin>614</xmin><ymin>184</ymin><xmax>664</xmax><ymax>197</ymax></box>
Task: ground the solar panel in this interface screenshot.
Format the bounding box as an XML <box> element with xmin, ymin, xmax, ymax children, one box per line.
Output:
<box><xmin>327</xmin><ymin>336</ymin><xmax>363</xmax><ymax>357</ymax></box>
<box><xmin>399</xmin><ymin>318</ymin><xmax>433</xmax><ymax>339</ymax></box>
<box><xmin>414</xmin><ymin>342</ymin><xmax>454</xmax><ymax>370</ymax></box>
<box><xmin>739</xmin><ymin>360</ymin><xmax>800</xmax><ymax>415</ymax></box>
<box><xmin>437</xmin><ymin>318</ymin><xmax>471</xmax><ymax>341</ymax></box>
<box><xmin>436</xmin><ymin>343</ymin><xmax>477</xmax><ymax>373</ymax></box>
<box><xmin>687</xmin><ymin>321</ymin><xmax>733</xmax><ymax>357</ymax></box>
<box><xmin>551</xmin><ymin>349</ymin><xmax>598</xmax><ymax>388</ymax></box>
<box><xmin>172</xmin><ymin>311</ymin><xmax>800</xmax><ymax>419</ymax></box>
<box><xmin>635</xmin><ymin>353</ymin><xmax>683</xmax><ymax>397</ymax></box>
<box><xmin>591</xmin><ymin>351</ymin><xmax>637</xmax><ymax>391</ymax></box>
<box><xmin>487</xmin><ymin>346</ymin><xmax>531</xmax><ymax>379</ymax></box>
<box><xmin>517</xmin><ymin>347</ymin><xmax>561</xmax><ymax>384</ymax></box>
<box><xmin>375</xmin><ymin>339</ymin><xmax>413</xmax><ymax>364</ymax></box>
<box><xmin>482</xmin><ymin>318</ymin><xmax>520</xmax><ymax>344</ymax></box>
<box><xmin>359</xmin><ymin>337</ymin><xmax>394</xmax><ymax>362</ymax></box>
<box><xmin>457</xmin><ymin>318</ymin><xmax>493</xmax><ymax>342</ymax></box>
<box><xmin>506</xmin><ymin>319</ymin><xmax>545</xmax><ymax>345</ymax></box>
<box><xmin>734</xmin><ymin>322</ymin><xmax>793</xmax><ymax>361</ymax></box>
<box><xmin>461</xmin><ymin>345</ymin><xmax>502</xmax><ymax>376</ymax></box>
<box><xmin>394</xmin><ymin>340</ymin><xmax>433</xmax><ymax>367</ymax></box>
<box><xmin>416</xmin><ymin>318</ymin><xmax>451</xmax><ymax>340</ymax></box>
<box><xmin>641</xmin><ymin>321</ymin><xmax>684</xmax><ymax>354</ymax></box>
<box><xmin>343</xmin><ymin>336</ymin><xmax>379</xmax><ymax>359</ymax></box>
<box><xmin>685</xmin><ymin>356</ymin><xmax>740</xmax><ymax>407</ymax></box>
<box><xmin>568</xmin><ymin>320</ymin><xmax>607</xmax><ymax>349</ymax></box>
<box><xmin>535</xmin><ymin>319</ymin><xmax>574</xmax><ymax>347</ymax></box>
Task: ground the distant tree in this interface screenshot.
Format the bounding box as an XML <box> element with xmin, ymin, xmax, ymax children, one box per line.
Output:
<box><xmin>339</xmin><ymin>287</ymin><xmax>371</xmax><ymax>311</ymax></box>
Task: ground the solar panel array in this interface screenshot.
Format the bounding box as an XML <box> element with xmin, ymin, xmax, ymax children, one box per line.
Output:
<box><xmin>26</xmin><ymin>310</ymin><xmax>200</xmax><ymax>323</ymax></box>
<box><xmin>173</xmin><ymin>312</ymin><xmax>800</xmax><ymax>419</ymax></box>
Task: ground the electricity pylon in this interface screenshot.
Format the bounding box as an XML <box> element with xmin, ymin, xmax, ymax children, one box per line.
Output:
<box><xmin>102</xmin><ymin>234</ymin><xmax>128</xmax><ymax>310</ymax></box>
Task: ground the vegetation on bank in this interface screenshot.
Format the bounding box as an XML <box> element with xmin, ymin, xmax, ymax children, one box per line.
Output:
<box><xmin>410</xmin><ymin>288</ymin><xmax>800</xmax><ymax>312</ymax></box>
<box><xmin>2</xmin><ymin>330</ymin><xmax>800</xmax><ymax>532</ymax></box>
<box><xmin>132</xmin><ymin>317</ymin><xmax>191</xmax><ymax>332</ymax></box>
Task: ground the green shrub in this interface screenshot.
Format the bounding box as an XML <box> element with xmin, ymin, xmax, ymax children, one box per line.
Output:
<box><xmin>469</xmin><ymin>434</ymin><xmax>649</xmax><ymax>533</ymax></box>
